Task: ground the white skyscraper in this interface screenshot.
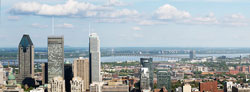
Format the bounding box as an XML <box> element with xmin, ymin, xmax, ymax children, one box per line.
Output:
<box><xmin>89</xmin><ymin>33</ymin><xmax>101</xmax><ymax>83</ymax></box>
<box><xmin>140</xmin><ymin>68</ymin><xmax>151</xmax><ymax>92</ymax></box>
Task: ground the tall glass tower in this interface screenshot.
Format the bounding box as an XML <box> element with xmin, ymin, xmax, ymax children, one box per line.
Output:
<box><xmin>157</xmin><ymin>70</ymin><xmax>171</xmax><ymax>92</ymax></box>
<box><xmin>140</xmin><ymin>58</ymin><xmax>154</xmax><ymax>90</ymax></box>
<box><xmin>189</xmin><ymin>50</ymin><xmax>196</xmax><ymax>59</ymax></box>
<box><xmin>48</xmin><ymin>36</ymin><xmax>64</xmax><ymax>82</ymax></box>
<box><xmin>17</xmin><ymin>34</ymin><xmax>34</xmax><ymax>83</ymax></box>
<box><xmin>89</xmin><ymin>33</ymin><xmax>101</xmax><ymax>83</ymax></box>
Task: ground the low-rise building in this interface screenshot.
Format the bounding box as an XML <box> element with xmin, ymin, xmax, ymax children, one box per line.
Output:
<box><xmin>232</xmin><ymin>86</ymin><xmax>250</xmax><ymax>92</ymax></box>
<box><xmin>48</xmin><ymin>77</ymin><xmax>65</xmax><ymax>92</ymax></box>
<box><xmin>30</xmin><ymin>87</ymin><xmax>45</xmax><ymax>92</ymax></box>
<box><xmin>102</xmin><ymin>84</ymin><xmax>129</xmax><ymax>92</ymax></box>
<box><xmin>71</xmin><ymin>77</ymin><xmax>84</xmax><ymax>92</ymax></box>
<box><xmin>90</xmin><ymin>82</ymin><xmax>104</xmax><ymax>92</ymax></box>
<box><xmin>182</xmin><ymin>84</ymin><xmax>191</xmax><ymax>92</ymax></box>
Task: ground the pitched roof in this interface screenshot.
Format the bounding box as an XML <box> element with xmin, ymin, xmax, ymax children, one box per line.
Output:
<box><xmin>19</xmin><ymin>34</ymin><xmax>33</xmax><ymax>52</ymax></box>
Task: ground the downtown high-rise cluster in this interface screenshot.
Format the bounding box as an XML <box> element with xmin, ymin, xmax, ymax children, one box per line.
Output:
<box><xmin>6</xmin><ymin>33</ymin><xmax>102</xmax><ymax>92</ymax></box>
<box><xmin>0</xmin><ymin>34</ymin><xmax>173</xmax><ymax>92</ymax></box>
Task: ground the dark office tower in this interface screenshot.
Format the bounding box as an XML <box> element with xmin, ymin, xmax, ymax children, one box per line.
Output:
<box><xmin>140</xmin><ymin>58</ymin><xmax>154</xmax><ymax>90</ymax></box>
<box><xmin>157</xmin><ymin>70</ymin><xmax>171</xmax><ymax>92</ymax></box>
<box><xmin>48</xmin><ymin>36</ymin><xmax>64</xmax><ymax>82</ymax></box>
<box><xmin>64</xmin><ymin>62</ymin><xmax>73</xmax><ymax>92</ymax></box>
<box><xmin>17</xmin><ymin>34</ymin><xmax>34</xmax><ymax>83</ymax></box>
<box><xmin>189</xmin><ymin>50</ymin><xmax>196</xmax><ymax>59</ymax></box>
<box><xmin>41</xmin><ymin>63</ymin><xmax>48</xmax><ymax>84</ymax></box>
<box><xmin>89</xmin><ymin>33</ymin><xmax>101</xmax><ymax>84</ymax></box>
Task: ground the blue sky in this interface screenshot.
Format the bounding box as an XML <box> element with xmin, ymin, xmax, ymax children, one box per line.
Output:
<box><xmin>1</xmin><ymin>0</ymin><xmax>250</xmax><ymax>47</ymax></box>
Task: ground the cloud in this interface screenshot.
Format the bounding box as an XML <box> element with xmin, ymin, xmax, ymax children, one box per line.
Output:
<box><xmin>191</xmin><ymin>13</ymin><xmax>219</xmax><ymax>25</ymax></box>
<box><xmin>132</xmin><ymin>26</ymin><xmax>141</xmax><ymax>31</ymax></box>
<box><xmin>8</xmin><ymin>16</ymin><xmax>20</xmax><ymax>21</ymax></box>
<box><xmin>169</xmin><ymin>0</ymin><xmax>250</xmax><ymax>2</ymax></box>
<box><xmin>105</xmin><ymin>0</ymin><xmax>127</xmax><ymax>6</ymax></box>
<box><xmin>10</xmin><ymin>0</ymin><xmax>138</xmax><ymax>19</ymax></box>
<box><xmin>152</xmin><ymin>4</ymin><xmax>220</xmax><ymax>25</ymax></box>
<box><xmin>133</xmin><ymin>33</ymin><xmax>144</xmax><ymax>38</ymax></box>
<box><xmin>10</xmin><ymin>0</ymin><xmax>109</xmax><ymax>17</ymax></box>
<box><xmin>222</xmin><ymin>14</ymin><xmax>248</xmax><ymax>26</ymax></box>
<box><xmin>150</xmin><ymin>4</ymin><xmax>249</xmax><ymax>26</ymax></box>
<box><xmin>31</xmin><ymin>23</ymin><xmax>48</xmax><ymax>28</ymax></box>
<box><xmin>154</xmin><ymin>4</ymin><xmax>191</xmax><ymax>20</ymax></box>
<box><xmin>56</xmin><ymin>23</ymin><xmax>74</xmax><ymax>28</ymax></box>
<box><xmin>138</xmin><ymin>20</ymin><xmax>156</xmax><ymax>25</ymax></box>
<box><xmin>100</xmin><ymin>9</ymin><xmax>139</xmax><ymax>18</ymax></box>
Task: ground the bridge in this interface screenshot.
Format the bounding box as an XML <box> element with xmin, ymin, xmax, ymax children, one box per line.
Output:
<box><xmin>0</xmin><ymin>54</ymin><xmax>189</xmax><ymax>66</ymax></box>
<box><xmin>102</xmin><ymin>53</ymin><xmax>188</xmax><ymax>62</ymax></box>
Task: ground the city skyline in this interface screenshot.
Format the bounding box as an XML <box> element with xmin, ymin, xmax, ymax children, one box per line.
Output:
<box><xmin>2</xmin><ymin>1</ymin><xmax>250</xmax><ymax>91</ymax></box>
<box><xmin>1</xmin><ymin>0</ymin><xmax>250</xmax><ymax>47</ymax></box>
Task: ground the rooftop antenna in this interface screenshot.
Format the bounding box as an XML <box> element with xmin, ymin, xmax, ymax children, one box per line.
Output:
<box><xmin>88</xmin><ymin>23</ymin><xmax>90</xmax><ymax>35</ymax></box>
<box><xmin>0</xmin><ymin>0</ymin><xmax>2</xmax><ymax>24</ymax></box>
<box><xmin>52</xmin><ymin>16</ymin><xmax>55</xmax><ymax>35</ymax></box>
<box><xmin>89</xmin><ymin>22</ymin><xmax>91</xmax><ymax>36</ymax></box>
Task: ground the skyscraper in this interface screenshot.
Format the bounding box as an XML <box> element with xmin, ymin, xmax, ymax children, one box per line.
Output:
<box><xmin>17</xmin><ymin>34</ymin><xmax>34</xmax><ymax>83</ymax></box>
<box><xmin>140</xmin><ymin>58</ymin><xmax>154</xmax><ymax>90</ymax></box>
<box><xmin>89</xmin><ymin>33</ymin><xmax>101</xmax><ymax>83</ymax></box>
<box><xmin>41</xmin><ymin>63</ymin><xmax>48</xmax><ymax>84</ymax></box>
<box><xmin>0</xmin><ymin>63</ymin><xmax>3</xmax><ymax>85</ymax></box>
<box><xmin>73</xmin><ymin>57</ymin><xmax>89</xmax><ymax>91</ymax></box>
<box><xmin>64</xmin><ymin>62</ymin><xmax>73</xmax><ymax>92</ymax></box>
<box><xmin>48</xmin><ymin>36</ymin><xmax>64</xmax><ymax>82</ymax></box>
<box><xmin>140</xmin><ymin>67</ymin><xmax>151</xmax><ymax>91</ymax></box>
<box><xmin>189</xmin><ymin>50</ymin><xmax>196</xmax><ymax>59</ymax></box>
<box><xmin>157</xmin><ymin>70</ymin><xmax>171</xmax><ymax>92</ymax></box>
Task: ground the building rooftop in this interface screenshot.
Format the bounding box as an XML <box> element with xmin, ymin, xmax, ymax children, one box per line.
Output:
<box><xmin>8</xmin><ymin>74</ymin><xmax>15</xmax><ymax>80</ymax></box>
<box><xmin>48</xmin><ymin>35</ymin><xmax>64</xmax><ymax>38</ymax></box>
<box><xmin>89</xmin><ymin>33</ymin><xmax>99</xmax><ymax>38</ymax></box>
<box><xmin>19</xmin><ymin>34</ymin><xmax>33</xmax><ymax>52</ymax></box>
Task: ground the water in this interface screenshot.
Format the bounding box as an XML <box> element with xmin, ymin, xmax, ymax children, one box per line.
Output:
<box><xmin>1</xmin><ymin>53</ymin><xmax>249</xmax><ymax>65</ymax></box>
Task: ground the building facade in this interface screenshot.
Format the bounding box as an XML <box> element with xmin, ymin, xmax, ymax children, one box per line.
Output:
<box><xmin>65</xmin><ymin>62</ymin><xmax>73</xmax><ymax>92</ymax></box>
<box><xmin>232</xmin><ymin>86</ymin><xmax>250</xmax><ymax>92</ymax></box>
<box><xmin>90</xmin><ymin>82</ymin><xmax>104</xmax><ymax>92</ymax></box>
<box><xmin>0</xmin><ymin>63</ymin><xmax>4</xmax><ymax>85</ymax></box>
<box><xmin>189</xmin><ymin>50</ymin><xmax>196</xmax><ymax>59</ymax></box>
<box><xmin>199</xmin><ymin>81</ymin><xmax>219</xmax><ymax>92</ymax></box>
<box><xmin>48</xmin><ymin>36</ymin><xmax>64</xmax><ymax>82</ymax></box>
<box><xmin>73</xmin><ymin>57</ymin><xmax>89</xmax><ymax>91</ymax></box>
<box><xmin>41</xmin><ymin>63</ymin><xmax>48</xmax><ymax>84</ymax></box>
<box><xmin>102</xmin><ymin>85</ymin><xmax>129</xmax><ymax>92</ymax></box>
<box><xmin>182</xmin><ymin>84</ymin><xmax>191</xmax><ymax>92</ymax></box>
<box><xmin>224</xmin><ymin>81</ymin><xmax>233</xmax><ymax>92</ymax></box>
<box><xmin>140</xmin><ymin>58</ymin><xmax>154</xmax><ymax>90</ymax></box>
<box><xmin>17</xmin><ymin>34</ymin><xmax>34</xmax><ymax>83</ymax></box>
<box><xmin>48</xmin><ymin>76</ymin><xmax>65</xmax><ymax>92</ymax></box>
<box><xmin>71</xmin><ymin>77</ymin><xmax>85</xmax><ymax>92</ymax></box>
<box><xmin>140</xmin><ymin>67</ymin><xmax>151</xmax><ymax>91</ymax></box>
<box><xmin>157</xmin><ymin>70</ymin><xmax>171</xmax><ymax>92</ymax></box>
<box><xmin>89</xmin><ymin>33</ymin><xmax>101</xmax><ymax>83</ymax></box>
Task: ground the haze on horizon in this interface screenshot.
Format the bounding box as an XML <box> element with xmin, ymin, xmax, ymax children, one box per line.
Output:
<box><xmin>1</xmin><ymin>0</ymin><xmax>250</xmax><ymax>47</ymax></box>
